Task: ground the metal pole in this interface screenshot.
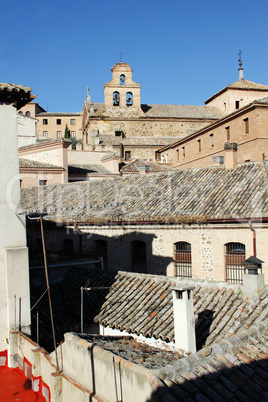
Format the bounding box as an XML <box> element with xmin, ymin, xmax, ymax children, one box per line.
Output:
<box><xmin>81</xmin><ymin>287</ymin><xmax>83</xmax><ymax>334</ymax></box>
<box><xmin>40</xmin><ymin>215</ymin><xmax>60</xmax><ymax>372</ymax></box>
<box><xmin>14</xmin><ymin>295</ymin><xmax>16</xmax><ymax>331</ymax></box>
<box><xmin>19</xmin><ymin>298</ymin><xmax>21</xmax><ymax>332</ymax></box>
<box><xmin>37</xmin><ymin>311</ymin><xmax>39</xmax><ymax>347</ymax></box>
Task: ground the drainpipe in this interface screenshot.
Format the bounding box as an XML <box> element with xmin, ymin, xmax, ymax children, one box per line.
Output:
<box><xmin>249</xmin><ymin>220</ymin><xmax>256</xmax><ymax>257</ymax></box>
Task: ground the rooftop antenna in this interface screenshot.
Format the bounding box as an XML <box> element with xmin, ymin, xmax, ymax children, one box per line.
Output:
<box><xmin>238</xmin><ymin>49</ymin><xmax>244</xmax><ymax>80</ymax></box>
<box><xmin>119</xmin><ymin>51</ymin><xmax>123</xmax><ymax>62</ymax></box>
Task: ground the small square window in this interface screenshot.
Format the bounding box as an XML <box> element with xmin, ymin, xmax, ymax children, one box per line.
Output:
<box><xmin>70</xmin><ymin>119</ymin><xmax>76</xmax><ymax>125</ymax></box>
<box><xmin>155</xmin><ymin>151</ymin><xmax>160</xmax><ymax>161</ymax></box>
<box><xmin>182</xmin><ymin>147</ymin><xmax>185</xmax><ymax>158</ymax></box>
<box><xmin>197</xmin><ymin>139</ymin><xmax>201</xmax><ymax>152</ymax></box>
<box><xmin>39</xmin><ymin>180</ymin><xmax>47</xmax><ymax>186</ymax></box>
<box><xmin>56</xmin><ymin>119</ymin><xmax>61</xmax><ymax>125</ymax></box>
<box><xmin>43</xmin><ymin>131</ymin><xmax>48</xmax><ymax>138</ymax></box>
<box><xmin>176</xmin><ymin>149</ymin><xmax>179</xmax><ymax>161</ymax></box>
<box><xmin>57</xmin><ymin>131</ymin><xmax>62</xmax><ymax>138</ymax></box>
<box><xmin>235</xmin><ymin>100</ymin><xmax>240</xmax><ymax>109</ymax></box>
<box><xmin>43</xmin><ymin>119</ymin><xmax>48</xmax><ymax>125</ymax></box>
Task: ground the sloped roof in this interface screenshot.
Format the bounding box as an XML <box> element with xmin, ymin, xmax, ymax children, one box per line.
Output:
<box><xmin>121</xmin><ymin>159</ymin><xmax>176</xmax><ymax>173</ymax></box>
<box><xmin>20</xmin><ymin>161</ymin><xmax>268</xmax><ymax>223</ymax></box>
<box><xmin>68</xmin><ymin>164</ymin><xmax>114</xmax><ymax>176</ymax></box>
<box><xmin>19</xmin><ymin>138</ymin><xmax>72</xmax><ymax>151</ymax></box>
<box><xmin>94</xmin><ymin>271</ymin><xmax>268</xmax><ymax>348</ymax></box>
<box><xmin>156</xmin><ymin>320</ymin><xmax>268</xmax><ymax>400</ymax></box>
<box><xmin>20</xmin><ymin>158</ymin><xmax>64</xmax><ymax>170</ymax></box>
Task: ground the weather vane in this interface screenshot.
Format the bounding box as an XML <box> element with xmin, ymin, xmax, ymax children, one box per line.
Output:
<box><xmin>238</xmin><ymin>49</ymin><xmax>243</xmax><ymax>67</ymax></box>
<box><xmin>119</xmin><ymin>51</ymin><xmax>123</xmax><ymax>62</ymax></box>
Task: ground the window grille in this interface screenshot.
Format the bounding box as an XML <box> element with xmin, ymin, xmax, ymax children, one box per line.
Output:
<box><xmin>174</xmin><ymin>242</ymin><xmax>192</xmax><ymax>278</ymax></box>
<box><xmin>225</xmin><ymin>242</ymin><xmax>246</xmax><ymax>284</ymax></box>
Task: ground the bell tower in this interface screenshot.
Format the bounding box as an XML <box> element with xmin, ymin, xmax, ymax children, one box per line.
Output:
<box><xmin>104</xmin><ymin>62</ymin><xmax>141</xmax><ymax>112</ymax></box>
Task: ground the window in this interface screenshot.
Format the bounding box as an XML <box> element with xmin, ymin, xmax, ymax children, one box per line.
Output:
<box><xmin>113</xmin><ymin>91</ymin><xmax>120</xmax><ymax>106</ymax></box>
<box><xmin>126</xmin><ymin>92</ymin><xmax>133</xmax><ymax>106</ymax></box>
<box><xmin>224</xmin><ymin>102</ymin><xmax>226</xmax><ymax>111</ymax></box>
<box><xmin>120</xmin><ymin>74</ymin><xmax>125</xmax><ymax>85</ymax></box>
<box><xmin>235</xmin><ymin>100</ymin><xmax>240</xmax><ymax>109</ymax></box>
<box><xmin>182</xmin><ymin>146</ymin><xmax>185</xmax><ymax>158</ymax></box>
<box><xmin>39</xmin><ymin>180</ymin><xmax>47</xmax><ymax>186</ymax></box>
<box><xmin>57</xmin><ymin>131</ymin><xmax>62</xmax><ymax>138</ymax></box>
<box><xmin>71</xmin><ymin>131</ymin><xmax>76</xmax><ymax>138</ymax></box>
<box><xmin>125</xmin><ymin>151</ymin><xmax>131</xmax><ymax>161</ymax></box>
<box><xmin>115</xmin><ymin>130</ymin><xmax>123</xmax><ymax>137</ymax></box>
<box><xmin>176</xmin><ymin>149</ymin><xmax>179</xmax><ymax>161</ymax></box>
<box><xmin>197</xmin><ymin>139</ymin><xmax>201</xmax><ymax>152</ymax></box>
<box><xmin>70</xmin><ymin>119</ymin><xmax>76</xmax><ymax>125</ymax></box>
<box><xmin>132</xmin><ymin>241</ymin><xmax>146</xmax><ymax>273</ymax></box>
<box><xmin>225</xmin><ymin>126</ymin><xmax>230</xmax><ymax>141</ymax></box>
<box><xmin>18</xmin><ymin>111</ymin><xmax>23</xmax><ymax>115</ymax></box>
<box><xmin>25</xmin><ymin>111</ymin><xmax>31</xmax><ymax>117</ymax></box>
<box><xmin>244</xmin><ymin>118</ymin><xmax>249</xmax><ymax>134</ymax></box>
<box><xmin>43</xmin><ymin>119</ymin><xmax>48</xmax><ymax>125</ymax></box>
<box><xmin>56</xmin><ymin>119</ymin><xmax>61</xmax><ymax>125</ymax></box>
<box><xmin>174</xmin><ymin>242</ymin><xmax>192</xmax><ymax>278</ymax></box>
<box><xmin>225</xmin><ymin>242</ymin><xmax>246</xmax><ymax>284</ymax></box>
<box><xmin>155</xmin><ymin>151</ymin><xmax>160</xmax><ymax>161</ymax></box>
<box><xmin>43</xmin><ymin>131</ymin><xmax>48</xmax><ymax>137</ymax></box>
<box><xmin>210</xmin><ymin>133</ymin><xmax>214</xmax><ymax>147</ymax></box>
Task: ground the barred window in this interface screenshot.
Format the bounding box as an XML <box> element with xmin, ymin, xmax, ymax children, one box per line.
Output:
<box><xmin>174</xmin><ymin>242</ymin><xmax>192</xmax><ymax>278</ymax></box>
<box><xmin>225</xmin><ymin>242</ymin><xmax>246</xmax><ymax>284</ymax></box>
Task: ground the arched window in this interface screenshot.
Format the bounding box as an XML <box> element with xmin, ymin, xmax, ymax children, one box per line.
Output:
<box><xmin>62</xmin><ymin>239</ymin><xmax>73</xmax><ymax>255</ymax></box>
<box><xmin>225</xmin><ymin>242</ymin><xmax>246</xmax><ymax>283</ymax></box>
<box><xmin>113</xmin><ymin>91</ymin><xmax>120</xmax><ymax>106</ymax></box>
<box><xmin>120</xmin><ymin>74</ymin><xmax>125</xmax><ymax>85</ymax></box>
<box><xmin>174</xmin><ymin>242</ymin><xmax>192</xmax><ymax>278</ymax></box>
<box><xmin>126</xmin><ymin>92</ymin><xmax>133</xmax><ymax>106</ymax></box>
<box><xmin>132</xmin><ymin>240</ymin><xmax>146</xmax><ymax>273</ymax></box>
<box><xmin>25</xmin><ymin>111</ymin><xmax>31</xmax><ymax>117</ymax></box>
<box><xmin>18</xmin><ymin>111</ymin><xmax>23</xmax><ymax>115</ymax></box>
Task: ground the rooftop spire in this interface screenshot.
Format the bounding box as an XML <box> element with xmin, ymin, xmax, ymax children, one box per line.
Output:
<box><xmin>238</xmin><ymin>49</ymin><xmax>244</xmax><ymax>80</ymax></box>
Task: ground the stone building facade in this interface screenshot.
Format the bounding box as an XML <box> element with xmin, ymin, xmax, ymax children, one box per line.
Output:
<box><xmin>82</xmin><ymin>62</ymin><xmax>223</xmax><ymax>163</ymax></box>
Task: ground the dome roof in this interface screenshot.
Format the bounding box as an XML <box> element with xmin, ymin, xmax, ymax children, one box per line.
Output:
<box><xmin>111</xmin><ymin>62</ymin><xmax>133</xmax><ymax>73</ymax></box>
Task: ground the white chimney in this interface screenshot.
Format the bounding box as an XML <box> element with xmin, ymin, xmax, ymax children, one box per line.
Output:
<box><xmin>243</xmin><ymin>256</ymin><xmax>265</xmax><ymax>298</ymax></box>
<box><xmin>172</xmin><ymin>286</ymin><xmax>196</xmax><ymax>353</ymax></box>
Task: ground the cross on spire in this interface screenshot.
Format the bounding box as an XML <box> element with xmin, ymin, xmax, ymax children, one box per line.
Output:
<box><xmin>119</xmin><ymin>51</ymin><xmax>123</xmax><ymax>62</ymax></box>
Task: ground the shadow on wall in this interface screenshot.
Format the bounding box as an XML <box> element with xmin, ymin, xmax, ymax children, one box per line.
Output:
<box><xmin>26</xmin><ymin>219</ymin><xmax>174</xmax><ymax>276</ymax></box>
<box><xmin>147</xmin><ymin>358</ymin><xmax>268</xmax><ymax>401</ymax></box>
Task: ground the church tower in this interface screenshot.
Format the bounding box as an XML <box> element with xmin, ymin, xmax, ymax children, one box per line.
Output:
<box><xmin>104</xmin><ymin>62</ymin><xmax>141</xmax><ymax>113</ymax></box>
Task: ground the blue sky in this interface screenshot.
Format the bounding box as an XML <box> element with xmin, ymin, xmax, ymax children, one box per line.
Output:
<box><xmin>1</xmin><ymin>0</ymin><xmax>267</xmax><ymax>112</ymax></box>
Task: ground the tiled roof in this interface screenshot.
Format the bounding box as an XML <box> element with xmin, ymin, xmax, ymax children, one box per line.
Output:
<box><xmin>88</xmin><ymin>103</ymin><xmax>223</xmax><ymax>120</ymax></box>
<box><xmin>141</xmin><ymin>104</ymin><xmax>224</xmax><ymax>119</ymax></box>
<box><xmin>156</xmin><ymin>320</ymin><xmax>268</xmax><ymax>401</ymax></box>
<box><xmin>20</xmin><ymin>161</ymin><xmax>268</xmax><ymax>223</ymax></box>
<box><xmin>68</xmin><ymin>164</ymin><xmax>114</xmax><ymax>176</ymax></box>
<box><xmin>94</xmin><ymin>272</ymin><xmax>268</xmax><ymax>348</ymax></box>
<box><xmin>20</xmin><ymin>158</ymin><xmax>64</xmax><ymax>170</ymax></box>
<box><xmin>121</xmin><ymin>159</ymin><xmax>176</xmax><ymax>173</ymax></box>
<box><xmin>19</xmin><ymin>138</ymin><xmax>72</xmax><ymax>151</ymax></box>
<box><xmin>0</xmin><ymin>82</ymin><xmax>34</xmax><ymax>109</ymax></box>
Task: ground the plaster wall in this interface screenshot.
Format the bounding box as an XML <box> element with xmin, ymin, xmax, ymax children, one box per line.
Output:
<box><xmin>68</xmin><ymin>149</ymin><xmax>108</xmax><ymax>165</ymax></box>
<box><xmin>0</xmin><ymin>105</ymin><xmax>30</xmax><ymax>350</ymax></box>
<box><xmin>17</xmin><ymin>115</ymin><xmax>37</xmax><ymax>147</ymax></box>
<box><xmin>20</xmin><ymin>170</ymin><xmax>65</xmax><ymax>188</ymax></box>
<box><xmin>36</xmin><ymin>115</ymin><xmax>83</xmax><ymax>140</ymax></box>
